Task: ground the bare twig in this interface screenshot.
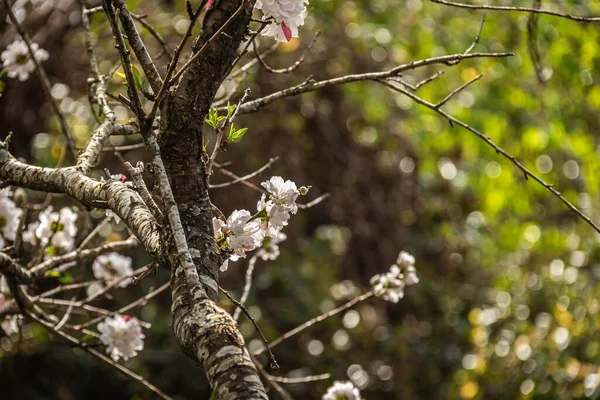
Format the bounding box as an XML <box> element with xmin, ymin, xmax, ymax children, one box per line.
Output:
<box><xmin>266</xmin><ymin>372</ymin><xmax>331</xmax><ymax>384</ymax></box>
<box><xmin>297</xmin><ymin>193</ymin><xmax>331</xmax><ymax>210</ymax></box>
<box><xmin>146</xmin><ymin>0</ymin><xmax>207</xmax><ymax>122</ymax></box>
<box><xmin>253</xmin><ymin>31</ymin><xmax>320</xmax><ymax>74</ymax></box>
<box><xmin>77</xmin><ymin>281</ymin><xmax>169</xmax><ymax>329</ymax></box>
<box><xmin>254</xmin><ymin>291</ymin><xmax>375</xmax><ymax>356</ymax></box>
<box><xmin>103</xmin><ymin>0</ymin><xmax>145</xmax><ymax>120</ymax></box>
<box><xmin>377</xmin><ymin>79</ymin><xmax>600</xmax><ymax>234</ymax></box>
<box><xmin>124</xmin><ymin>161</ymin><xmax>163</xmax><ymax>220</ymax></box>
<box><xmin>207</xmin><ymin>88</ymin><xmax>252</xmax><ymax>178</ymax></box>
<box><xmin>231</xmin><ymin>52</ymin><xmax>513</xmax><ymax>114</ymax></box>
<box><xmin>168</xmin><ymin>0</ymin><xmax>251</xmax><ymax>86</ymax></box>
<box><xmin>5</xmin><ymin>2</ymin><xmax>77</xmax><ymax>156</ymax></box>
<box><xmin>464</xmin><ymin>13</ymin><xmax>486</xmax><ymax>56</ymax></box>
<box><xmin>232</xmin><ymin>254</ymin><xmax>259</xmax><ymax>322</ymax></box>
<box><xmin>430</xmin><ymin>0</ymin><xmax>600</xmax><ymax>22</ymax></box>
<box><xmin>27</xmin><ymin>312</ymin><xmax>172</xmax><ymax>400</ymax></box>
<box><xmin>132</xmin><ymin>14</ymin><xmax>173</xmax><ymax>59</ymax></box>
<box><xmin>219</xmin><ymin>285</ymin><xmax>279</xmax><ymax>371</ymax></box>
<box><xmin>435</xmin><ymin>73</ymin><xmax>482</xmax><ymax>108</ymax></box>
<box><xmin>113</xmin><ymin>0</ymin><xmax>164</xmax><ymax>92</ymax></box>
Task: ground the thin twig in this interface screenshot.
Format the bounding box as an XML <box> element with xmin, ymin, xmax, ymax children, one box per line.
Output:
<box><xmin>377</xmin><ymin>79</ymin><xmax>600</xmax><ymax>234</ymax></box>
<box><xmin>231</xmin><ymin>52</ymin><xmax>514</xmax><ymax>114</ymax></box>
<box><xmin>464</xmin><ymin>13</ymin><xmax>486</xmax><ymax>56</ymax></box>
<box><xmin>430</xmin><ymin>0</ymin><xmax>600</xmax><ymax>22</ymax></box>
<box><xmin>27</xmin><ymin>312</ymin><xmax>173</xmax><ymax>400</ymax></box>
<box><xmin>435</xmin><ymin>73</ymin><xmax>482</xmax><ymax>108</ymax></box>
<box><xmin>132</xmin><ymin>14</ymin><xmax>173</xmax><ymax>59</ymax></box>
<box><xmin>254</xmin><ymin>291</ymin><xmax>375</xmax><ymax>356</ymax></box>
<box><xmin>207</xmin><ymin>88</ymin><xmax>252</xmax><ymax>178</ymax></box>
<box><xmin>219</xmin><ymin>285</ymin><xmax>279</xmax><ymax>371</ymax></box>
<box><xmin>297</xmin><ymin>193</ymin><xmax>330</xmax><ymax>210</ymax></box>
<box><xmin>168</xmin><ymin>0</ymin><xmax>250</xmax><ymax>86</ymax></box>
<box><xmin>253</xmin><ymin>31</ymin><xmax>320</xmax><ymax>74</ymax></box>
<box><xmin>5</xmin><ymin>2</ymin><xmax>77</xmax><ymax>156</ymax></box>
<box><xmin>146</xmin><ymin>0</ymin><xmax>208</xmax><ymax>122</ymax></box>
<box><xmin>233</xmin><ymin>254</ymin><xmax>259</xmax><ymax>322</ymax></box>
<box><xmin>266</xmin><ymin>372</ymin><xmax>331</xmax><ymax>384</ymax></box>
<box><xmin>77</xmin><ymin>281</ymin><xmax>169</xmax><ymax>329</ymax></box>
<box><xmin>210</xmin><ymin>157</ymin><xmax>278</xmax><ymax>189</ymax></box>
<box><xmin>103</xmin><ymin>0</ymin><xmax>145</xmax><ymax>120</ymax></box>
<box><xmin>53</xmin><ymin>296</ymin><xmax>75</xmax><ymax>331</ymax></box>
<box><xmin>113</xmin><ymin>0</ymin><xmax>164</xmax><ymax>92</ymax></box>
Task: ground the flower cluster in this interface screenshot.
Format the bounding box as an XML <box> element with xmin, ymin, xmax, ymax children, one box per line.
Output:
<box><xmin>0</xmin><ymin>188</ymin><xmax>23</xmax><ymax>248</ymax></box>
<box><xmin>92</xmin><ymin>252</ymin><xmax>134</xmax><ymax>288</ymax></box>
<box><xmin>98</xmin><ymin>315</ymin><xmax>145</xmax><ymax>362</ymax></box>
<box><xmin>23</xmin><ymin>206</ymin><xmax>78</xmax><ymax>251</ymax></box>
<box><xmin>213</xmin><ymin>176</ymin><xmax>306</xmax><ymax>271</ymax></box>
<box><xmin>322</xmin><ymin>381</ymin><xmax>361</xmax><ymax>400</ymax></box>
<box><xmin>1</xmin><ymin>39</ymin><xmax>49</xmax><ymax>81</ymax></box>
<box><xmin>370</xmin><ymin>251</ymin><xmax>419</xmax><ymax>303</ymax></box>
<box><xmin>255</xmin><ymin>0</ymin><xmax>309</xmax><ymax>42</ymax></box>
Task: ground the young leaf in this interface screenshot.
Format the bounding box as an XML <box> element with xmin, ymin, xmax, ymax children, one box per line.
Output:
<box><xmin>228</xmin><ymin>124</ymin><xmax>248</xmax><ymax>141</ymax></box>
<box><xmin>205</xmin><ymin>108</ymin><xmax>219</xmax><ymax>128</ymax></box>
<box><xmin>131</xmin><ymin>64</ymin><xmax>144</xmax><ymax>91</ymax></box>
<box><xmin>227</xmin><ymin>102</ymin><xmax>236</xmax><ymax>118</ymax></box>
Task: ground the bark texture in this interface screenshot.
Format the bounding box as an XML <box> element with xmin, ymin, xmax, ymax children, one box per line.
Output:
<box><xmin>1</xmin><ymin>0</ymin><xmax>268</xmax><ymax>397</ymax></box>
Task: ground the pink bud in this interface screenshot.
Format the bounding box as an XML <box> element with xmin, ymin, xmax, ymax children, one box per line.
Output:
<box><xmin>281</xmin><ymin>21</ymin><xmax>292</xmax><ymax>42</ymax></box>
<box><xmin>120</xmin><ymin>174</ymin><xmax>126</xmax><ymax>183</ymax></box>
<box><xmin>123</xmin><ymin>315</ymin><xmax>131</xmax><ymax>322</ymax></box>
<box><xmin>205</xmin><ymin>0</ymin><xmax>215</xmax><ymax>9</ymax></box>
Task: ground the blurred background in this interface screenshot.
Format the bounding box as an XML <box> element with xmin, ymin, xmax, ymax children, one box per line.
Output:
<box><xmin>2</xmin><ymin>0</ymin><xmax>600</xmax><ymax>398</ymax></box>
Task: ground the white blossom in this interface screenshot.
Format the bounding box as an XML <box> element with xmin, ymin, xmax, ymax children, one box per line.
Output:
<box><xmin>23</xmin><ymin>206</ymin><xmax>78</xmax><ymax>250</ymax></box>
<box><xmin>257</xmin><ymin>193</ymin><xmax>290</xmax><ymax>236</ymax></box>
<box><xmin>322</xmin><ymin>381</ymin><xmax>361</xmax><ymax>400</ymax></box>
<box><xmin>396</xmin><ymin>250</ymin><xmax>416</xmax><ymax>268</ymax></box>
<box><xmin>92</xmin><ymin>252</ymin><xmax>133</xmax><ymax>288</ymax></box>
<box><xmin>213</xmin><ymin>217</ymin><xmax>227</xmax><ymax>240</ymax></box>
<box><xmin>0</xmin><ymin>275</ymin><xmax>9</xmax><ymax>295</ymax></box>
<box><xmin>1</xmin><ymin>315</ymin><xmax>19</xmax><ymax>336</ymax></box>
<box><xmin>226</xmin><ymin>210</ymin><xmax>263</xmax><ymax>261</ymax></box>
<box><xmin>98</xmin><ymin>315</ymin><xmax>145</xmax><ymax>362</ymax></box>
<box><xmin>257</xmin><ymin>232</ymin><xmax>287</xmax><ymax>261</ymax></box>
<box><xmin>0</xmin><ymin>188</ymin><xmax>23</xmax><ymax>243</ymax></box>
<box><xmin>256</xmin><ymin>0</ymin><xmax>308</xmax><ymax>42</ymax></box>
<box><xmin>370</xmin><ymin>266</ymin><xmax>406</xmax><ymax>303</ymax></box>
<box><xmin>1</xmin><ymin>39</ymin><xmax>49</xmax><ymax>81</ymax></box>
<box><xmin>261</xmin><ymin>176</ymin><xmax>300</xmax><ymax>214</ymax></box>
<box><xmin>370</xmin><ymin>251</ymin><xmax>419</xmax><ymax>303</ymax></box>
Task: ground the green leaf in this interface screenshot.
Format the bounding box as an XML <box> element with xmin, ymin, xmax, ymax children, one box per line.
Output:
<box><xmin>203</xmin><ymin>138</ymin><xmax>209</xmax><ymax>151</ymax></box>
<box><xmin>115</xmin><ymin>71</ymin><xmax>127</xmax><ymax>79</ymax></box>
<box><xmin>228</xmin><ymin>124</ymin><xmax>248</xmax><ymax>141</ymax></box>
<box><xmin>44</xmin><ymin>270</ymin><xmax>61</xmax><ymax>278</ymax></box>
<box><xmin>227</xmin><ymin>102</ymin><xmax>236</xmax><ymax>118</ymax></box>
<box><xmin>0</xmin><ymin>80</ymin><xmax>5</xmax><ymax>95</ymax></box>
<box><xmin>205</xmin><ymin>108</ymin><xmax>219</xmax><ymax>128</ymax></box>
<box><xmin>59</xmin><ymin>273</ymin><xmax>73</xmax><ymax>284</ymax></box>
<box><xmin>131</xmin><ymin>64</ymin><xmax>144</xmax><ymax>91</ymax></box>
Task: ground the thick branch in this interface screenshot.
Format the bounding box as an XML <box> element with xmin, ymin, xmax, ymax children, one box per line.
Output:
<box><xmin>0</xmin><ymin>147</ymin><xmax>162</xmax><ymax>258</ymax></box>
